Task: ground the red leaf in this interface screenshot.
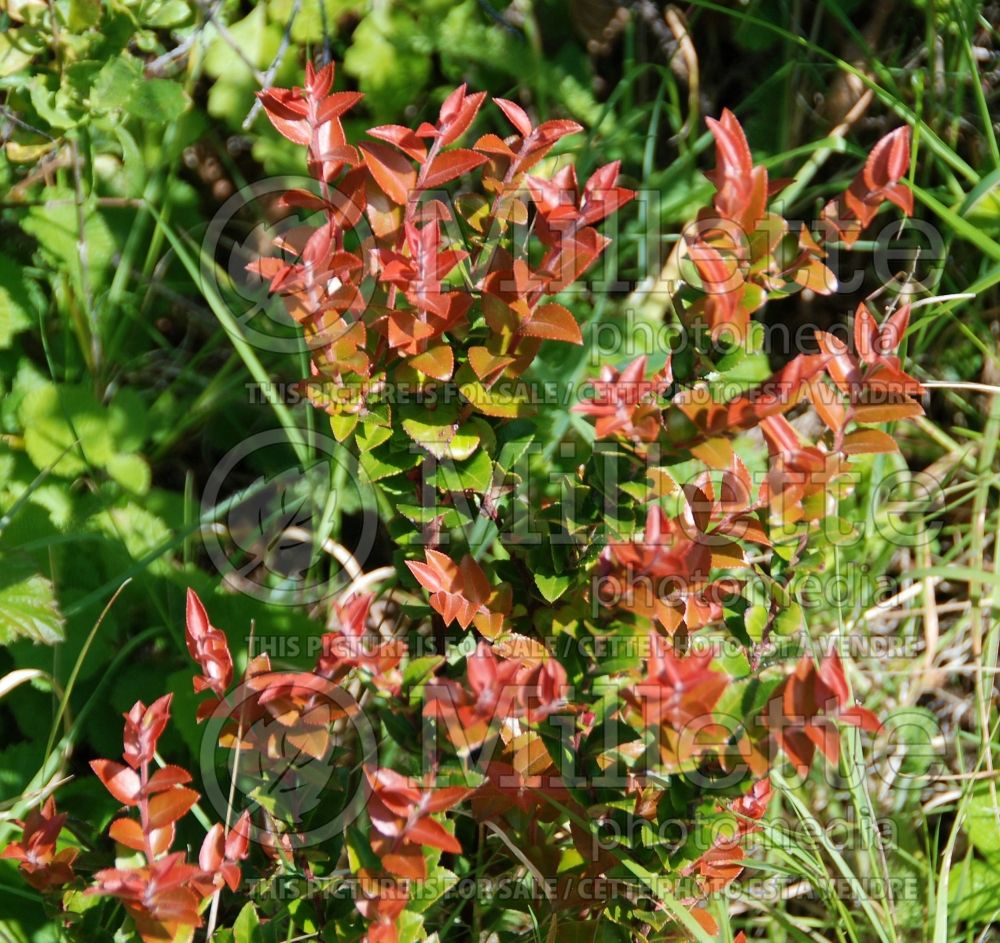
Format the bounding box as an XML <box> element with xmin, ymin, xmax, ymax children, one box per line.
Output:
<box><xmin>185</xmin><ymin>588</ymin><xmax>209</xmax><ymax>643</ymax></box>
<box><xmin>405</xmin><ymin>815</ymin><xmax>461</xmax><ymax>854</ymax></box>
<box><xmin>367</xmin><ymin>124</ymin><xmax>428</xmax><ymax>162</ymax></box>
<box><xmin>468</xmin><ymin>346</ymin><xmax>514</xmax><ymax>385</ymax></box>
<box><xmin>225</xmin><ymin>812</ymin><xmax>252</xmax><ymax>863</ymax></box>
<box><xmin>257</xmin><ymin>90</ymin><xmax>311</xmax><ymax>145</ymax></box>
<box><xmin>473</xmin><ymin>132</ymin><xmax>516</xmax><ymax>157</ymax></box>
<box><xmin>317</xmin><ymin>91</ymin><xmax>365</xmax><ymax>122</ymax></box>
<box><xmin>146</xmin><ymin>765</ymin><xmax>194</xmax><ymax>794</ymax></box>
<box><xmin>422</xmin><ymin>149</ymin><xmax>488</xmax><ymax>189</ymax></box>
<box><xmin>91</xmin><ymin>759</ymin><xmax>141</xmax><ymax>806</ymax></box>
<box><xmin>198</xmin><ymin>824</ymin><xmax>225</xmax><ymax>873</ymax></box>
<box><xmin>438</xmin><ymin>87</ymin><xmax>486</xmax><ymax>146</ymax></box>
<box><xmin>864</xmin><ymin>126</ymin><xmax>911</xmax><ymax>190</ymax></box>
<box><xmin>493</xmin><ymin>97</ymin><xmax>533</xmax><ymax>137</ymax></box>
<box><xmin>705</xmin><ymin>109</ymin><xmax>755</xmax><ymax>221</ymax></box>
<box><xmin>422</xmin><ymin>785</ymin><xmax>474</xmax><ymax>814</ymax></box>
<box><xmin>360</xmin><ymin>141</ymin><xmax>418</xmax><ymax>205</ymax></box>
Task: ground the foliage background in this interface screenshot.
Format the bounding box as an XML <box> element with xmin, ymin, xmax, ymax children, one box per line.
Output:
<box><xmin>0</xmin><ymin>0</ymin><xmax>998</xmax><ymax>940</ymax></box>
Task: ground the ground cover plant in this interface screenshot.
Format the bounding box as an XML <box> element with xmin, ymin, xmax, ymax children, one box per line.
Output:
<box><xmin>0</xmin><ymin>2</ymin><xmax>998</xmax><ymax>943</ymax></box>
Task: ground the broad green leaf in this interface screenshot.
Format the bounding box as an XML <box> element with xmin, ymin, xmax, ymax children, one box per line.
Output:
<box><xmin>773</xmin><ymin>601</ymin><xmax>802</xmax><ymax>636</ymax></box>
<box><xmin>430</xmin><ymin>450</ymin><xmax>493</xmax><ymax>493</ymax></box>
<box><xmin>966</xmin><ymin>786</ymin><xmax>1000</xmax><ymax>857</ymax></box>
<box><xmin>20</xmin><ymin>382</ymin><xmax>116</xmax><ymax>475</ymax></box>
<box><xmin>21</xmin><ymin>197</ymin><xmax>116</xmax><ymax>285</ymax></box>
<box><xmin>534</xmin><ymin>571</ymin><xmax>571</xmax><ymax>603</ymax></box>
<box><xmin>142</xmin><ymin>0</ymin><xmax>194</xmax><ymax>27</ymax></box>
<box><xmin>18</xmin><ymin>382</ymin><xmax>148</xmax><ymax>487</ymax></box>
<box><xmin>356</xmin><ymin>419</ymin><xmax>393</xmax><ymax>453</ymax></box>
<box><xmin>0</xmin><ymin>558</ymin><xmax>65</xmax><ymax>646</ymax></box>
<box><xmin>233</xmin><ymin>903</ymin><xmax>262</xmax><ymax>943</ymax></box>
<box><xmin>0</xmin><ymin>29</ymin><xmax>41</xmax><ymax>77</ymax></box>
<box><xmin>90</xmin><ymin>55</ymin><xmax>141</xmax><ymax>112</ymax></box>
<box><xmin>360</xmin><ymin>441</ymin><xmax>421</xmax><ymax>482</ymax></box>
<box><xmin>343</xmin><ymin>9</ymin><xmax>432</xmax><ymax>121</ymax></box>
<box><xmin>268</xmin><ymin>0</ymin><xmax>366</xmax><ymax>43</ymax></box>
<box><xmin>205</xmin><ymin>6</ymin><xmax>281</xmax><ymax>78</ymax></box>
<box><xmin>124</xmin><ymin>78</ymin><xmax>189</xmax><ymax>124</ymax></box>
<box><xmin>949</xmin><ymin>855</ymin><xmax>1000</xmax><ymax>923</ymax></box>
<box><xmin>68</xmin><ymin>0</ymin><xmax>102</xmax><ymax>29</ymax></box>
<box><xmin>0</xmin><ymin>252</ymin><xmax>34</xmax><ymax>348</ymax></box>
<box><xmin>397</xmin><ymin>504</ymin><xmax>472</xmax><ymax>528</ymax></box>
<box><xmin>105</xmin><ymin>452</ymin><xmax>151</xmax><ymax>495</ymax></box>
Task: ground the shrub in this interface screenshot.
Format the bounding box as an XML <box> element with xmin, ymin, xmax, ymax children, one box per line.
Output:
<box><xmin>2</xmin><ymin>61</ymin><xmax>922</xmax><ymax>943</ymax></box>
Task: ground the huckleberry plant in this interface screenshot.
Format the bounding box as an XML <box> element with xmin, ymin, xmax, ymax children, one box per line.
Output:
<box><xmin>4</xmin><ymin>62</ymin><xmax>923</xmax><ymax>943</ymax></box>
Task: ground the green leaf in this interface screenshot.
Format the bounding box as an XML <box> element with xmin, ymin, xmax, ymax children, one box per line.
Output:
<box><xmin>232</xmin><ymin>903</ymin><xmax>262</xmax><ymax>943</ymax></box>
<box><xmin>400</xmin><ymin>401</ymin><xmax>460</xmax><ymax>459</ymax></box>
<box><xmin>949</xmin><ymin>855</ymin><xmax>1000</xmax><ymax>924</ymax></box>
<box><xmin>69</xmin><ymin>0</ymin><xmax>102</xmax><ymax>29</ymax></box>
<box><xmin>0</xmin><ymin>29</ymin><xmax>42</xmax><ymax>78</ymax></box>
<box><xmin>330</xmin><ymin>412</ymin><xmax>359</xmax><ymax>443</ymax></box>
<box><xmin>205</xmin><ymin>6</ymin><xmax>281</xmax><ymax>78</ymax></box>
<box><xmin>20</xmin><ymin>382</ymin><xmax>114</xmax><ymax>475</ymax></box>
<box><xmin>343</xmin><ymin>9</ymin><xmax>433</xmax><ymax>121</ymax></box>
<box><xmin>142</xmin><ymin>0</ymin><xmax>194</xmax><ymax>27</ymax></box>
<box><xmin>397</xmin><ymin>503</ymin><xmax>472</xmax><ymax>528</ymax></box>
<box><xmin>21</xmin><ymin>197</ymin><xmax>116</xmax><ymax>285</ymax></box>
<box><xmin>90</xmin><ymin>55</ymin><xmax>143</xmax><ymax>112</ymax></box>
<box><xmin>124</xmin><ymin>79</ymin><xmax>188</xmax><ymax>123</ymax></box>
<box><xmin>714</xmin><ymin>674</ymin><xmax>782</xmax><ymax>724</ymax></box>
<box><xmin>443</xmin><ymin>422</ymin><xmax>481</xmax><ymax>462</ymax></box>
<box><xmin>29</xmin><ymin>75</ymin><xmax>80</xmax><ymax>129</ymax></box>
<box><xmin>0</xmin><ymin>558</ymin><xmax>65</xmax><ymax>646</ymax></box>
<box><xmin>359</xmin><ymin>441</ymin><xmax>421</xmax><ymax>482</ymax></box>
<box><xmin>356</xmin><ymin>419</ymin><xmax>393</xmax><ymax>453</ymax></box>
<box><xmin>409</xmin><ymin>867</ymin><xmax>459</xmax><ymax>913</ymax></box>
<box><xmin>773</xmin><ymin>601</ymin><xmax>802</xmax><ymax>636</ymax></box>
<box><xmin>105</xmin><ymin>452</ymin><xmax>151</xmax><ymax>495</ymax></box>
<box><xmin>396</xmin><ymin>910</ymin><xmax>427</xmax><ymax>943</ymax></box>
<box><xmin>534</xmin><ymin>571</ymin><xmax>572</xmax><ymax>603</ymax></box>
<box><xmin>743</xmin><ymin>603</ymin><xmax>768</xmax><ymax>643</ymax></box>
<box><xmin>966</xmin><ymin>786</ymin><xmax>1000</xmax><ymax>857</ymax></box>
<box><xmin>430</xmin><ymin>450</ymin><xmax>493</xmax><ymax>493</ymax></box>
<box><xmin>0</xmin><ymin>252</ymin><xmax>35</xmax><ymax>348</ymax></box>
<box><xmin>18</xmin><ymin>382</ymin><xmax>147</xmax><ymax>484</ymax></box>
<box><xmin>403</xmin><ymin>654</ymin><xmax>444</xmax><ymax>689</ymax></box>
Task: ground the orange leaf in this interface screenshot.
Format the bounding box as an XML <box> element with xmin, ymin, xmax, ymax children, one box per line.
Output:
<box><xmin>373</xmin><ymin>837</ymin><xmax>426</xmax><ymax>880</ymax></box>
<box><xmin>841</xmin><ymin>428</ymin><xmax>899</xmax><ymax>455</ymax></box>
<box><xmin>147</xmin><ymin>787</ymin><xmax>199</xmax><ymax>830</ymax></box>
<box><xmin>521</xmin><ymin>303</ymin><xmax>582</xmax><ymax>344</ymax></box>
<box><xmin>360</xmin><ymin>141</ymin><xmax>417</xmax><ymax>205</ymax></box>
<box><xmin>90</xmin><ymin>760</ymin><xmax>141</xmax><ymax>806</ymax></box>
<box><xmin>108</xmin><ymin>817</ymin><xmax>146</xmax><ymax>852</ymax></box>
<box><xmin>409</xmin><ymin>345</ymin><xmax>455</xmax><ymax>381</ymax></box>
<box><xmin>146</xmin><ymin>765</ymin><xmax>194</xmax><ymax>794</ymax></box>
<box><xmin>852</xmin><ymin>399</ymin><xmax>923</xmax><ymax>424</ymax></box>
